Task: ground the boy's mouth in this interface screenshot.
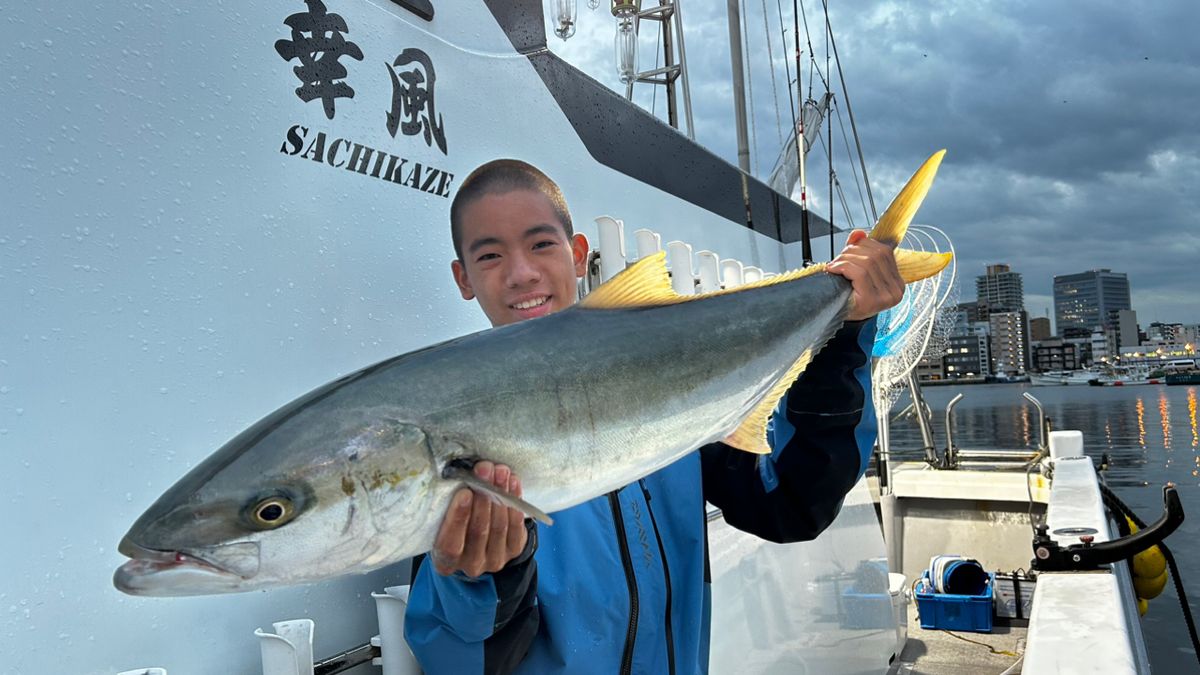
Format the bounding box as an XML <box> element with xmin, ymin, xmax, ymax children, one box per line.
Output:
<box><xmin>511</xmin><ymin>296</ymin><xmax>550</xmax><ymax>310</ymax></box>
<box><xmin>510</xmin><ymin>295</ymin><xmax>552</xmax><ymax>318</ymax></box>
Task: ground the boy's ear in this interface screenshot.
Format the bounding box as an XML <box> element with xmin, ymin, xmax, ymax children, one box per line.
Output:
<box><xmin>571</xmin><ymin>233</ymin><xmax>589</xmax><ymax>278</ymax></box>
<box><xmin>450</xmin><ymin>259</ymin><xmax>475</xmax><ymax>300</ymax></box>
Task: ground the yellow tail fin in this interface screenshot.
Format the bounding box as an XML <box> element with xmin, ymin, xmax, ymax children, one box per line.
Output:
<box><xmin>870</xmin><ymin>150</ymin><xmax>945</xmax><ymax>247</ymax></box>
<box><xmin>895</xmin><ymin>249</ymin><xmax>953</xmax><ymax>283</ymax></box>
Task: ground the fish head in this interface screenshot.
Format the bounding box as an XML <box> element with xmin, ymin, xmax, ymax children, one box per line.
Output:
<box><xmin>115</xmin><ymin>405</ymin><xmax>441</xmax><ymax>596</ymax></box>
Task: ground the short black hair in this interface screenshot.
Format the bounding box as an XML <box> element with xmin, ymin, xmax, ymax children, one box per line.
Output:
<box><xmin>450</xmin><ymin>159</ymin><xmax>573</xmax><ymax>260</ymax></box>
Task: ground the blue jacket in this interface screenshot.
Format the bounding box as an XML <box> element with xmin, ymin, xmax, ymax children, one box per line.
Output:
<box><xmin>405</xmin><ymin>319</ymin><xmax>877</xmax><ymax>674</ymax></box>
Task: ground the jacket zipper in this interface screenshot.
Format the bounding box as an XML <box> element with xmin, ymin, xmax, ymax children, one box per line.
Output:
<box><xmin>639</xmin><ymin>480</ymin><xmax>677</xmax><ymax>675</ymax></box>
<box><xmin>609</xmin><ymin>491</ymin><xmax>639</xmax><ymax>675</ymax></box>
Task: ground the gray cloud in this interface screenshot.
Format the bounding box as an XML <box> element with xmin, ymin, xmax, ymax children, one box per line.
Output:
<box><xmin>548</xmin><ymin>0</ymin><xmax>1200</xmax><ymax>329</ymax></box>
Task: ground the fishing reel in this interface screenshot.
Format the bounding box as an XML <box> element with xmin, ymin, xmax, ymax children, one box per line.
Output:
<box><xmin>1030</xmin><ymin>484</ymin><xmax>1184</xmax><ymax>572</ymax></box>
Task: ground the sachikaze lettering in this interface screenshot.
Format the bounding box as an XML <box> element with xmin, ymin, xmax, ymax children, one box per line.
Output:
<box><xmin>280</xmin><ymin>124</ymin><xmax>454</xmax><ymax>198</ymax></box>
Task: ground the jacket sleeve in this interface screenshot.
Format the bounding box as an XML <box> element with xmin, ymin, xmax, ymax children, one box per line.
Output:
<box><xmin>403</xmin><ymin>520</ymin><xmax>540</xmax><ymax>674</ymax></box>
<box><xmin>701</xmin><ymin>318</ymin><xmax>876</xmax><ymax>543</ymax></box>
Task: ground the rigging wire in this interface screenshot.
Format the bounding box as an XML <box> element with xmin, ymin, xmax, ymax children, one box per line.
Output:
<box><xmin>789</xmin><ymin>0</ymin><xmax>811</xmax><ymax>263</ymax></box>
<box><xmin>825</xmin><ymin>0</ymin><xmax>833</xmax><ymax>258</ymax></box>
<box><xmin>833</xmin><ymin>99</ymin><xmax>872</xmax><ymax>226</ymax></box>
<box><xmin>812</xmin><ymin>108</ymin><xmax>858</xmax><ymax>233</ymax></box>
<box><xmin>775</xmin><ymin>0</ymin><xmax>798</xmax><ymax>147</ymax></box>
<box><xmin>821</xmin><ymin>0</ymin><xmax>876</xmax><ymax>219</ymax></box>
<box><xmin>797</xmin><ymin>0</ymin><xmax>829</xmax><ymax>92</ymax></box>
<box><xmin>833</xmin><ymin>175</ymin><xmax>856</xmax><ymax>231</ymax></box>
<box><xmin>760</xmin><ymin>0</ymin><xmax>785</xmax><ymax>149</ymax></box>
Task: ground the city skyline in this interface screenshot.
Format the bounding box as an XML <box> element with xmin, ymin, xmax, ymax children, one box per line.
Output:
<box><xmin>967</xmin><ymin>261</ymin><xmax>1199</xmax><ymax>333</ymax></box>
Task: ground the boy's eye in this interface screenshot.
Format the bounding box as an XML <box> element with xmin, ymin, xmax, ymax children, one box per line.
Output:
<box><xmin>476</xmin><ymin>252</ymin><xmax>500</xmax><ymax>262</ymax></box>
<box><xmin>532</xmin><ymin>240</ymin><xmax>557</xmax><ymax>250</ymax></box>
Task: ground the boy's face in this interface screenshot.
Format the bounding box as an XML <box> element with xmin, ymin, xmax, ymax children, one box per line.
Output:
<box><xmin>451</xmin><ymin>189</ymin><xmax>588</xmax><ymax>327</ymax></box>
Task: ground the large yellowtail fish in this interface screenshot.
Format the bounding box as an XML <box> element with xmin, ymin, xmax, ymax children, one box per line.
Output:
<box><xmin>114</xmin><ymin>152</ymin><xmax>951</xmax><ymax>596</ymax></box>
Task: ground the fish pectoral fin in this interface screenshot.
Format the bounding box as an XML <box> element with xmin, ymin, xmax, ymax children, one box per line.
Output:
<box><xmin>724</xmin><ymin>349</ymin><xmax>817</xmax><ymax>455</ymax></box>
<box><xmin>869</xmin><ymin>150</ymin><xmax>945</xmax><ymax>247</ymax></box>
<box><xmin>895</xmin><ymin>248</ymin><xmax>953</xmax><ymax>283</ymax></box>
<box><xmin>443</xmin><ymin>464</ymin><xmax>555</xmax><ymax>526</ymax></box>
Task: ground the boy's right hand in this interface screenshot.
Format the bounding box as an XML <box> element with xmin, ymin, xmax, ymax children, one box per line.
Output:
<box><xmin>430</xmin><ymin>461</ymin><xmax>529</xmax><ymax>578</ymax></box>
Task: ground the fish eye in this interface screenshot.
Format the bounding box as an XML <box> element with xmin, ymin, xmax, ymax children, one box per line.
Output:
<box><xmin>249</xmin><ymin>496</ymin><xmax>295</xmax><ymax>529</ymax></box>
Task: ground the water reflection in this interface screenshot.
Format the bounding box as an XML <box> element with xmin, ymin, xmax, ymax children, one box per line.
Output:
<box><xmin>885</xmin><ymin>384</ymin><xmax>1200</xmax><ymax>489</ymax></box>
<box><xmin>1137</xmin><ymin>397</ymin><xmax>1146</xmax><ymax>449</ymax></box>
<box><xmin>1020</xmin><ymin>403</ymin><xmax>1031</xmax><ymax>447</ymax></box>
<box><xmin>1158</xmin><ymin>391</ymin><xmax>1172</xmax><ymax>451</ymax></box>
<box><xmin>1189</xmin><ymin>388</ymin><xmax>1198</xmax><ymax>449</ymax></box>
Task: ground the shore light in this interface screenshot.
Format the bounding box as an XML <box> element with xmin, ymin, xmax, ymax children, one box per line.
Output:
<box><xmin>612</xmin><ymin>0</ymin><xmax>641</xmax><ymax>83</ymax></box>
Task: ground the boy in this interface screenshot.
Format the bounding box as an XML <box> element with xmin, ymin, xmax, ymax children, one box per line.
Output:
<box><xmin>404</xmin><ymin>159</ymin><xmax>904</xmax><ymax>674</ymax></box>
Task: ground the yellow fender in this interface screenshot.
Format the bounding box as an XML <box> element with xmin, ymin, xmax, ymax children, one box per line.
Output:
<box><xmin>1133</xmin><ymin>544</ymin><xmax>1168</xmax><ymax>580</ymax></box>
<box><xmin>1126</xmin><ymin>516</ymin><xmax>1169</xmax><ymax>601</ymax></box>
<box><xmin>1134</xmin><ymin>568</ymin><xmax>1169</xmax><ymax>600</ymax></box>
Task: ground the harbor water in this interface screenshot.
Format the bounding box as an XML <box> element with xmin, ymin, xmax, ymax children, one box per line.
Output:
<box><xmin>887</xmin><ymin>382</ymin><xmax>1200</xmax><ymax>672</ymax></box>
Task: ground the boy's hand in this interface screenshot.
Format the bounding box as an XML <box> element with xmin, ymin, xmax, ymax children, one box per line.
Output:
<box><xmin>431</xmin><ymin>461</ymin><xmax>529</xmax><ymax>578</ymax></box>
<box><xmin>826</xmin><ymin>229</ymin><xmax>905</xmax><ymax>321</ymax></box>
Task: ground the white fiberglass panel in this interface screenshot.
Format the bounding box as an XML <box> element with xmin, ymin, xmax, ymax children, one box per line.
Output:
<box><xmin>708</xmin><ymin>478</ymin><xmax>897</xmax><ymax>674</ymax></box>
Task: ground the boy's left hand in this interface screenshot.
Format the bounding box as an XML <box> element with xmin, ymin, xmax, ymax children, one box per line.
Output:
<box><xmin>826</xmin><ymin>229</ymin><xmax>905</xmax><ymax>321</ymax></box>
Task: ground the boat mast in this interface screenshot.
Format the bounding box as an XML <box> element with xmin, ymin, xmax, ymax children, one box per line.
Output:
<box><xmin>725</xmin><ymin>0</ymin><xmax>752</xmax><ymax>173</ymax></box>
<box><xmin>792</xmin><ymin>0</ymin><xmax>813</xmax><ymax>265</ymax></box>
<box><xmin>618</xmin><ymin>0</ymin><xmax>695</xmax><ymax>138</ymax></box>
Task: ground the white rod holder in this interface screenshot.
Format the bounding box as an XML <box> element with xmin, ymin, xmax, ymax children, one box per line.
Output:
<box><xmin>633</xmin><ymin>228</ymin><xmax>662</xmax><ymax>260</ymax></box>
<box><xmin>594</xmin><ymin>215</ymin><xmax>627</xmax><ymax>282</ymax></box>
<box><xmin>743</xmin><ymin>266</ymin><xmax>763</xmax><ymax>284</ymax></box>
<box><xmin>666</xmin><ymin>241</ymin><xmax>696</xmax><ymax>295</ymax></box>
<box><xmin>720</xmin><ymin>259</ymin><xmax>744</xmax><ymax>289</ymax></box>
<box><xmin>255</xmin><ymin>619</ymin><xmax>314</xmax><ymax>675</ymax></box>
<box><xmin>372</xmin><ymin>585</ymin><xmax>421</xmax><ymax>675</ymax></box>
<box><xmin>696</xmin><ymin>251</ymin><xmax>721</xmax><ymax>293</ymax></box>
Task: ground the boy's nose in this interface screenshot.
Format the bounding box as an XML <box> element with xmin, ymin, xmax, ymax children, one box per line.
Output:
<box><xmin>506</xmin><ymin>253</ymin><xmax>541</xmax><ymax>287</ymax></box>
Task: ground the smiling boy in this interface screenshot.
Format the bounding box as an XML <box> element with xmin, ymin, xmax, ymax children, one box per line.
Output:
<box><xmin>404</xmin><ymin>159</ymin><xmax>904</xmax><ymax>674</ymax></box>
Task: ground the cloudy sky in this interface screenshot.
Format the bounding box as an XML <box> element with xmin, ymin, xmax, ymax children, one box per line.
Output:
<box><xmin>547</xmin><ymin>0</ymin><xmax>1200</xmax><ymax>331</ymax></box>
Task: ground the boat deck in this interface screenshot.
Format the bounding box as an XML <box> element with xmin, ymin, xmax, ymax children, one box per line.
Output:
<box><xmin>892</xmin><ymin>605</ymin><xmax>1026</xmax><ymax>674</ymax></box>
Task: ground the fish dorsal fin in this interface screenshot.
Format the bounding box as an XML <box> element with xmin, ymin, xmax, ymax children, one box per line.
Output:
<box><xmin>870</xmin><ymin>150</ymin><xmax>945</xmax><ymax>246</ymax></box>
<box><xmin>895</xmin><ymin>249</ymin><xmax>953</xmax><ymax>283</ymax></box>
<box><xmin>579</xmin><ymin>251</ymin><xmax>829</xmax><ymax>310</ymax></box>
<box><xmin>578</xmin><ymin>251</ymin><xmax>678</xmax><ymax>309</ymax></box>
<box><xmin>723</xmin><ymin>349</ymin><xmax>817</xmax><ymax>454</ymax></box>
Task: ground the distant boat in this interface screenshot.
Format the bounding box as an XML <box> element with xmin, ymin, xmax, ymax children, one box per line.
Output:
<box><xmin>1030</xmin><ymin>369</ymin><xmax>1101</xmax><ymax>386</ymax></box>
<box><xmin>1088</xmin><ymin>366</ymin><xmax>1164</xmax><ymax>386</ymax></box>
<box><xmin>1166</xmin><ymin>371</ymin><xmax>1200</xmax><ymax>385</ymax></box>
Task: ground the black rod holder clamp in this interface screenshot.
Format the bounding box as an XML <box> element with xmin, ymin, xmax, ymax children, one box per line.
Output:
<box><xmin>1031</xmin><ymin>484</ymin><xmax>1184</xmax><ymax>572</ymax></box>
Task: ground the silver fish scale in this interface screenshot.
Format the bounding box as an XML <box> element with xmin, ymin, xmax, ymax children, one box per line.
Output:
<box><xmin>381</xmin><ymin>271</ymin><xmax>853</xmax><ymax>514</ymax></box>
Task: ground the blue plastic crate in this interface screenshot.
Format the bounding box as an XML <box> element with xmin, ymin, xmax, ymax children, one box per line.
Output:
<box><xmin>915</xmin><ymin>572</ymin><xmax>994</xmax><ymax>633</ymax></box>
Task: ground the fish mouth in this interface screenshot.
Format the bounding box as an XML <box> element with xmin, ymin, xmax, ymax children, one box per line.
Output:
<box><xmin>114</xmin><ymin>537</ymin><xmax>261</xmax><ymax>597</ymax></box>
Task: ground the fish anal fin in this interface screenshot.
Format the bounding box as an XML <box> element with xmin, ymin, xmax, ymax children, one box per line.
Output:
<box><xmin>442</xmin><ymin>463</ymin><xmax>554</xmax><ymax>525</ymax></box>
<box><xmin>724</xmin><ymin>350</ymin><xmax>816</xmax><ymax>455</ymax></box>
<box><xmin>894</xmin><ymin>249</ymin><xmax>953</xmax><ymax>283</ymax></box>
